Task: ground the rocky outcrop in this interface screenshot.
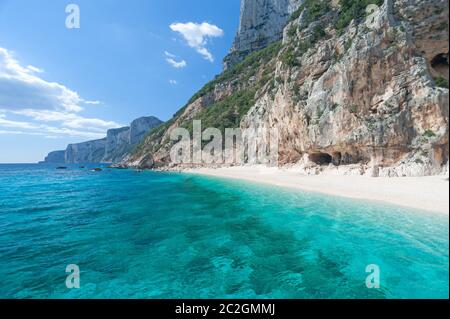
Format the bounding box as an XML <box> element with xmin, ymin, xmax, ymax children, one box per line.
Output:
<box><xmin>127</xmin><ymin>0</ymin><xmax>449</xmax><ymax>177</ymax></box>
<box><xmin>130</xmin><ymin>116</ymin><xmax>164</xmax><ymax>145</ymax></box>
<box><xmin>44</xmin><ymin>116</ymin><xmax>163</xmax><ymax>164</ymax></box>
<box><xmin>103</xmin><ymin>127</ymin><xmax>132</xmax><ymax>163</ymax></box>
<box><xmin>65</xmin><ymin>138</ymin><xmax>107</xmax><ymax>164</ymax></box>
<box><xmin>101</xmin><ymin>116</ymin><xmax>163</xmax><ymax>163</ymax></box>
<box><xmin>241</xmin><ymin>0</ymin><xmax>449</xmax><ymax>177</ymax></box>
<box><xmin>224</xmin><ymin>0</ymin><xmax>301</xmax><ymax>69</ymax></box>
<box><xmin>43</xmin><ymin>150</ymin><xmax>66</xmax><ymax>163</ymax></box>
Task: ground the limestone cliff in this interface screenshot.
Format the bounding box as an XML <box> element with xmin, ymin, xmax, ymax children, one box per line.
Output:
<box><xmin>224</xmin><ymin>0</ymin><xmax>302</xmax><ymax>69</ymax></box>
<box><xmin>103</xmin><ymin>127</ymin><xmax>131</xmax><ymax>163</ymax></box>
<box><xmin>44</xmin><ymin>116</ymin><xmax>163</xmax><ymax>164</ymax></box>
<box><xmin>42</xmin><ymin>150</ymin><xmax>66</xmax><ymax>163</ymax></box>
<box><xmin>130</xmin><ymin>117</ymin><xmax>164</xmax><ymax>145</ymax></box>
<box><xmin>65</xmin><ymin>138</ymin><xmax>107</xmax><ymax>164</ymax></box>
<box><xmin>102</xmin><ymin>116</ymin><xmax>164</xmax><ymax>163</ymax></box>
<box><xmin>128</xmin><ymin>0</ymin><xmax>449</xmax><ymax>177</ymax></box>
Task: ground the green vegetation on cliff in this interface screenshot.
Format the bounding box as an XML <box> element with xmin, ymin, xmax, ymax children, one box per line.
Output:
<box><xmin>129</xmin><ymin>0</ymin><xmax>448</xmax><ymax>173</ymax></box>
<box><xmin>435</xmin><ymin>76</ymin><xmax>449</xmax><ymax>89</ymax></box>
<box><xmin>289</xmin><ymin>0</ymin><xmax>385</xmax><ymax>35</ymax></box>
<box><xmin>334</xmin><ymin>0</ymin><xmax>384</xmax><ymax>33</ymax></box>
<box><xmin>182</xmin><ymin>89</ymin><xmax>257</xmax><ymax>135</ymax></box>
<box><xmin>188</xmin><ymin>41</ymin><xmax>282</xmax><ymax>104</ymax></box>
<box><xmin>131</xmin><ymin>41</ymin><xmax>283</xmax><ymax>158</ymax></box>
<box><xmin>134</xmin><ymin>0</ymin><xmax>394</xmax><ymax>161</ymax></box>
<box><xmin>290</xmin><ymin>0</ymin><xmax>330</xmax><ymax>23</ymax></box>
<box><xmin>180</xmin><ymin>42</ymin><xmax>283</xmax><ymax>133</ymax></box>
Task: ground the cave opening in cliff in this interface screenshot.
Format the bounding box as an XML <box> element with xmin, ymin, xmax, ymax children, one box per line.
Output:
<box><xmin>309</xmin><ymin>152</ymin><xmax>333</xmax><ymax>165</ymax></box>
<box><xmin>431</xmin><ymin>53</ymin><xmax>449</xmax><ymax>78</ymax></box>
<box><xmin>331</xmin><ymin>152</ymin><xmax>342</xmax><ymax>165</ymax></box>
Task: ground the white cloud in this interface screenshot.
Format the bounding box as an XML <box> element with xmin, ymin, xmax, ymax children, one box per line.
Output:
<box><xmin>8</xmin><ymin>109</ymin><xmax>121</xmax><ymax>132</ymax></box>
<box><xmin>164</xmin><ymin>51</ymin><xmax>187</xmax><ymax>68</ymax></box>
<box><xmin>26</xmin><ymin>65</ymin><xmax>44</xmax><ymax>73</ymax></box>
<box><xmin>0</xmin><ymin>114</ymin><xmax>39</xmax><ymax>129</ymax></box>
<box><xmin>0</xmin><ymin>124</ymin><xmax>105</xmax><ymax>139</ymax></box>
<box><xmin>0</xmin><ymin>130</ymin><xmax>46</xmax><ymax>136</ymax></box>
<box><xmin>84</xmin><ymin>100</ymin><xmax>101</xmax><ymax>105</ymax></box>
<box><xmin>0</xmin><ymin>47</ymin><xmax>84</xmax><ymax>112</ymax></box>
<box><xmin>166</xmin><ymin>58</ymin><xmax>187</xmax><ymax>68</ymax></box>
<box><xmin>169</xmin><ymin>80</ymin><xmax>178</xmax><ymax>85</ymax></box>
<box><xmin>40</xmin><ymin>125</ymin><xmax>106</xmax><ymax>139</ymax></box>
<box><xmin>0</xmin><ymin>47</ymin><xmax>123</xmax><ymax>140</ymax></box>
<box><xmin>169</xmin><ymin>22</ymin><xmax>224</xmax><ymax>62</ymax></box>
<box><xmin>164</xmin><ymin>51</ymin><xmax>176</xmax><ymax>58</ymax></box>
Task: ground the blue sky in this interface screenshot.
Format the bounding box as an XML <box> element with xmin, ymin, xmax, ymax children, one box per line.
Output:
<box><xmin>0</xmin><ymin>0</ymin><xmax>240</xmax><ymax>162</ymax></box>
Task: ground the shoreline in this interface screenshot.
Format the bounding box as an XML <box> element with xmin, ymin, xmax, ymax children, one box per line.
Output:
<box><xmin>184</xmin><ymin>166</ymin><xmax>449</xmax><ymax>215</ymax></box>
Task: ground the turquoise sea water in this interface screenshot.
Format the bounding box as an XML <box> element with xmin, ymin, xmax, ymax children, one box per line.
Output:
<box><xmin>0</xmin><ymin>164</ymin><xmax>448</xmax><ymax>299</ymax></box>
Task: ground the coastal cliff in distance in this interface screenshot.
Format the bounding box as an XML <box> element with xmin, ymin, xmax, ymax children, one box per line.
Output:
<box><xmin>101</xmin><ymin>117</ymin><xmax>163</xmax><ymax>163</ymax></box>
<box><xmin>43</xmin><ymin>116</ymin><xmax>163</xmax><ymax>164</ymax></box>
<box><xmin>126</xmin><ymin>0</ymin><xmax>449</xmax><ymax>177</ymax></box>
<box><xmin>43</xmin><ymin>150</ymin><xmax>66</xmax><ymax>164</ymax></box>
<box><xmin>65</xmin><ymin>138</ymin><xmax>107</xmax><ymax>164</ymax></box>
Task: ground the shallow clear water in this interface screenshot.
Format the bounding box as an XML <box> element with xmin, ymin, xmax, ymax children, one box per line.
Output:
<box><xmin>0</xmin><ymin>164</ymin><xmax>448</xmax><ymax>299</ymax></box>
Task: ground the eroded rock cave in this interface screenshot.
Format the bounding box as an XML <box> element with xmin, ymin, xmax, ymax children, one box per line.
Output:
<box><xmin>431</xmin><ymin>53</ymin><xmax>449</xmax><ymax>79</ymax></box>
<box><xmin>309</xmin><ymin>153</ymin><xmax>333</xmax><ymax>165</ymax></box>
<box><xmin>308</xmin><ymin>150</ymin><xmax>370</xmax><ymax>166</ymax></box>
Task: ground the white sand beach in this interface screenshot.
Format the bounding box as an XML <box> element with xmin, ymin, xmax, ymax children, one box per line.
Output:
<box><xmin>185</xmin><ymin>166</ymin><xmax>449</xmax><ymax>215</ymax></box>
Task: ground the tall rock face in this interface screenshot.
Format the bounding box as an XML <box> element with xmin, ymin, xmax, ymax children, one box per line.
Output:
<box><xmin>101</xmin><ymin>116</ymin><xmax>164</xmax><ymax>163</ymax></box>
<box><xmin>43</xmin><ymin>150</ymin><xmax>65</xmax><ymax>163</ymax></box>
<box><xmin>128</xmin><ymin>0</ymin><xmax>449</xmax><ymax>177</ymax></box>
<box><xmin>130</xmin><ymin>117</ymin><xmax>164</xmax><ymax>145</ymax></box>
<box><xmin>103</xmin><ymin>127</ymin><xmax>131</xmax><ymax>163</ymax></box>
<box><xmin>65</xmin><ymin>138</ymin><xmax>107</xmax><ymax>164</ymax></box>
<box><xmin>239</xmin><ymin>0</ymin><xmax>449</xmax><ymax>177</ymax></box>
<box><xmin>223</xmin><ymin>0</ymin><xmax>302</xmax><ymax>69</ymax></box>
<box><xmin>44</xmin><ymin>116</ymin><xmax>163</xmax><ymax>164</ymax></box>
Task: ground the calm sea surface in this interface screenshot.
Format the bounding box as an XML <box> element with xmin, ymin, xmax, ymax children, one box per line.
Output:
<box><xmin>0</xmin><ymin>164</ymin><xmax>448</xmax><ymax>298</ymax></box>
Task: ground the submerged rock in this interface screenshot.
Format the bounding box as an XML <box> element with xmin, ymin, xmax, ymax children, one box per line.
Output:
<box><xmin>108</xmin><ymin>164</ymin><xmax>129</xmax><ymax>169</ymax></box>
